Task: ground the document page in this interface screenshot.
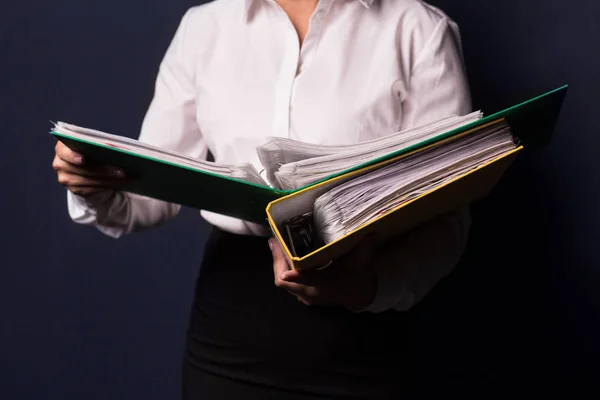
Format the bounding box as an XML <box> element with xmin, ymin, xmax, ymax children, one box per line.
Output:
<box><xmin>256</xmin><ymin>112</ymin><xmax>483</xmax><ymax>190</ymax></box>
<box><xmin>313</xmin><ymin>121</ymin><xmax>516</xmax><ymax>243</ymax></box>
<box><xmin>52</xmin><ymin>122</ymin><xmax>267</xmax><ymax>185</ymax></box>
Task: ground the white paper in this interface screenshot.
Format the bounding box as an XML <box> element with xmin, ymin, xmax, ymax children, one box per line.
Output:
<box><xmin>52</xmin><ymin>122</ymin><xmax>267</xmax><ymax>185</ymax></box>
<box><xmin>313</xmin><ymin>121</ymin><xmax>516</xmax><ymax>243</ymax></box>
<box><xmin>256</xmin><ymin>112</ymin><xmax>483</xmax><ymax>189</ymax></box>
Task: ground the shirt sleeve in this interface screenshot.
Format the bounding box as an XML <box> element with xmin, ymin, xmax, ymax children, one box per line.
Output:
<box><xmin>359</xmin><ymin>17</ymin><xmax>473</xmax><ymax>312</ymax></box>
<box><xmin>67</xmin><ymin>9</ymin><xmax>208</xmax><ymax>238</ymax></box>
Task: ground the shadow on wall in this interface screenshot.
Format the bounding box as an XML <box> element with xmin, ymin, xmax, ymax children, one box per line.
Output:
<box><xmin>413</xmin><ymin>0</ymin><xmax>600</xmax><ymax>392</ymax></box>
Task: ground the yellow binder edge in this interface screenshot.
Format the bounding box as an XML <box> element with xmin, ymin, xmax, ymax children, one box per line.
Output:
<box><xmin>266</xmin><ymin>118</ymin><xmax>519</xmax><ymax>263</ymax></box>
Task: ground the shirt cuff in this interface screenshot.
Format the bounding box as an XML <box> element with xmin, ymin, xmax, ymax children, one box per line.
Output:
<box><xmin>66</xmin><ymin>190</ymin><xmax>129</xmax><ymax>239</ymax></box>
<box><xmin>68</xmin><ymin>190</ymin><xmax>116</xmax><ymax>210</ymax></box>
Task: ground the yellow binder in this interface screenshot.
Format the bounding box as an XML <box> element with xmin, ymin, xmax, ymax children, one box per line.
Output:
<box><xmin>266</xmin><ymin>120</ymin><xmax>522</xmax><ymax>271</ymax></box>
<box><xmin>266</xmin><ymin>84</ymin><xmax>569</xmax><ymax>271</ymax></box>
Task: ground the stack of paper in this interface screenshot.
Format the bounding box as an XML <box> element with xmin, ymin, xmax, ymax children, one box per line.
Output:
<box><xmin>49</xmin><ymin>85</ymin><xmax>567</xmax><ymax>270</ymax></box>
<box><xmin>313</xmin><ymin>120</ymin><xmax>516</xmax><ymax>244</ymax></box>
<box><xmin>257</xmin><ymin>112</ymin><xmax>483</xmax><ymax>190</ymax></box>
<box><xmin>55</xmin><ymin>112</ymin><xmax>484</xmax><ymax>193</ymax></box>
<box><xmin>52</xmin><ymin>122</ymin><xmax>267</xmax><ymax>186</ymax></box>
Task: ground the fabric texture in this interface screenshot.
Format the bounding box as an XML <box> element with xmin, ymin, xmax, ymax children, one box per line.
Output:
<box><xmin>65</xmin><ymin>0</ymin><xmax>472</xmax><ymax>312</ymax></box>
<box><xmin>183</xmin><ymin>228</ymin><xmax>417</xmax><ymax>399</ymax></box>
<box><xmin>67</xmin><ymin>0</ymin><xmax>471</xmax><ymax>237</ymax></box>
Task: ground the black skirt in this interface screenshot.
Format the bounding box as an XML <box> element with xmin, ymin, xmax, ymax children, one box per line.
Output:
<box><xmin>183</xmin><ymin>228</ymin><xmax>418</xmax><ymax>399</ymax></box>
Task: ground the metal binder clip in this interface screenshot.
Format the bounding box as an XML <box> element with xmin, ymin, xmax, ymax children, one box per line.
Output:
<box><xmin>282</xmin><ymin>211</ymin><xmax>323</xmax><ymax>258</ymax></box>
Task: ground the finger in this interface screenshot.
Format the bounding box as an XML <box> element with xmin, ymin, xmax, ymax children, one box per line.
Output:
<box><xmin>53</xmin><ymin>156</ymin><xmax>125</xmax><ymax>179</ymax></box>
<box><xmin>276</xmin><ymin>279</ymin><xmax>312</xmax><ymax>296</ymax></box>
<box><xmin>270</xmin><ymin>239</ymin><xmax>335</xmax><ymax>307</ymax></box>
<box><xmin>269</xmin><ymin>239</ymin><xmax>317</xmax><ymax>297</ymax></box>
<box><xmin>57</xmin><ymin>172</ymin><xmax>123</xmax><ymax>188</ymax></box>
<box><xmin>277</xmin><ymin>280</ymin><xmax>324</xmax><ymax>306</ymax></box>
<box><xmin>281</xmin><ymin>269</ymin><xmax>302</xmax><ymax>282</ymax></box>
<box><xmin>269</xmin><ymin>239</ymin><xmax>323</xmax><ymax>285</ymax></box>
<box><xmin>69</xmin><ymin>186</ymin><xmax>109</xmax><ymax>197</ymax></box>
<box><xmin>55</xmin><ymin>141</ymin><xmax>85</xmax><ymax>166</ymax></box>
<box><xmin>285</xmin><ymin>234</ymin><xmax>380</xmax><ymax>287</ymax></box>
<box><xmin>281</xmin><ymin>269</ymin><xmax>320</xmax><ymax>286</ymax></box>
<box><xmin>269</xmin><ymin>238</ymin><xmax>290</xmax><ymax>280</ymax></box>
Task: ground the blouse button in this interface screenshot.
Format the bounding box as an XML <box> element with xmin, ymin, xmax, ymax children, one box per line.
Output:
<box><xmin>391</xmin><ymin>80</ymin><xmax>407</xmax><ymax>102</ymax></box>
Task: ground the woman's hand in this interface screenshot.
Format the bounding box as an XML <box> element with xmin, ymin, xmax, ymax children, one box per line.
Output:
<box><xmin>269</xmin><ymin>237</ymin><xmax>378</xmax><ymax>310</ymax></box>
<box><xmin>52</xmin><ymin>141</ymin><xmax>127</xmax><ymax>197</ymax></box>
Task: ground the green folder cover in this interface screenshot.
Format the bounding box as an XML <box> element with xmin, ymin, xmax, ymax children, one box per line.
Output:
<box><xmin>52</xmin><ymin>85</ymin><xmax>568</xmax><ymax>225</ymax></box>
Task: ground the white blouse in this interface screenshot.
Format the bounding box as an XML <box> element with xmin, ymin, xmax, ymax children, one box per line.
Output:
<box><xmin>67</xmin><ymin>0</ymin><xmax>473</xmax><ymax>312</ymax></box>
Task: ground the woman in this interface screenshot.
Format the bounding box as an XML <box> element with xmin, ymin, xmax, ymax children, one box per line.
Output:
<box><xmin>52</xmin><ymin>0</ymin><xmax>472</xmax><ymax>398</ymax></box>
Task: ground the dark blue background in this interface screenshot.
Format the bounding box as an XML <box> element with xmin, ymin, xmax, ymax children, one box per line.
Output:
<box><xmin>1</xmin><ymin>0</ymin><xmax>598</xmax><ymax>398</ymax></box>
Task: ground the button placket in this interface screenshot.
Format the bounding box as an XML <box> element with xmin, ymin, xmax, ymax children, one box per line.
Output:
<box><xmin>269</xmin><ymin>1</ymin><xmax>301</xmax><ymax>139</ymax></box>
<box><xmin>289</xmin><ymin>0</ymin><xmax>331</xmax><ymax>137</ymax></box>
<box><xmin>271</xmin><ymin>0</ymin><xmax>332</xmax><ymax>139</ymax></box>
<box><xmin>298</xmin><ymin>0</ymin><xmax>330</xmax><ymax>73</ymax></box>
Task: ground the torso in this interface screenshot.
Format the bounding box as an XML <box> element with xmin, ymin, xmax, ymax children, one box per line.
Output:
<box><xmin>181</xmin><ymin>0</ymin><xmax>447</xmax><ymax>171</ymax></box>
<box><xmin>180</xmin><ymin>1</ymin><xmax>463</xmax><ymax>397</ymax></box>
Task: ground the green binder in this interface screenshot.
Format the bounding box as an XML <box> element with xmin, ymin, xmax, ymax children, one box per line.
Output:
<box><xmin>52</xmin><ymin>85</ymin><xmax>568</xmax><ymax>225</ymax></box>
